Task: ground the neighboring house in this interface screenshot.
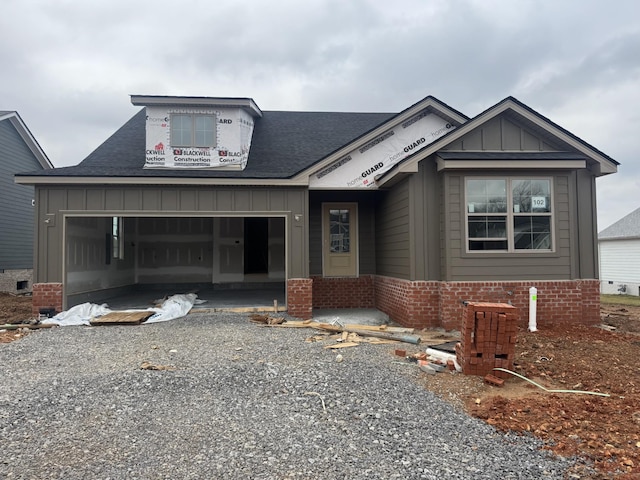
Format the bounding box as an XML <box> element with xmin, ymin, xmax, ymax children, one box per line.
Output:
<box><xmin>15</xmin><ymin>95</ymin><xmax>618</xmax><ymax>329</ymax></box>
<box><xmin>0</xmin><ymin>111</ymin><xmax>52</xmax><ymax>294</ymax></box>
<box><xmin>599</xmin><ymin>206</ymin><xmax>640</xmax><ymax>297</ymax></box>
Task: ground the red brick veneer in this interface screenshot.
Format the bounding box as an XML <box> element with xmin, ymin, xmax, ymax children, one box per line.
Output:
<box><xmin>32</xmin><ymin>283</ymin><xmax>63</xmax><ymax>317</ymax></box>
<box><xmin>311</xmin><ymin>275</ymin><xmax>375</xmax><ymax>309</ymax></box>
<box><xmin>373</xmin><ymin>276</ymin><xmax>440</xmax><ymax>328</ymax></box>
<box><xmin>287</xmin><ymin>278</ymin><xmax>313</xmax><ymax>320</ymax></box>
<box><xmin>373</xmin><ymin>277</ymin><xmax>600</xmax><ymax>330</ymax></box>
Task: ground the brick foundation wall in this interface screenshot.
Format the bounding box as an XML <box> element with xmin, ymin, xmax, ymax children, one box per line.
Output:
<box><xmin>311</xmin><ymin>275</ymin><xmax>375</xmax><ymax>309</ymax></box>
<box><xmin>439</xmin><ymin>280</ymin><xmax>601</xmax><ymax>330</ymax></box>
<box><xmin>31</xmin><ymin>283</ymin><xmax>63</xmax><ymax>317</ymax></box>
<box><xmin>287</xmin><ymin>278</ymin><xmax>313</xmax><ymax>320</ymax></box>
<box><xmin>371</xmin><ymin>277</ymin><xmax>600</xmax><ymax>330</ymax></box>
<box><xmin>455</xmin><ymin>302</ymin><xmax>518</xmax><ymax>378</ymax></box>
<box><xmin>374</xmin><ymin>276</ymin><xmax>440</xmax><ymax>328</ymax></box>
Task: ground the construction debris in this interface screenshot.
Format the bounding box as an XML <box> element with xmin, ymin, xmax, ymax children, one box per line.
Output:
<box><xmin>140</xmin><ymin>361</ymin><xmax>176</xmax><ymax>371</ymax></box>
<box><xmin>90</xmin><ymin>311</ymin><xmax>155</xmax><ymax>326</ymax></box>
<box><xmin>0</xmin><ymin>323</ymin><xmax>57</xmax><ymax>330</ymax></box>
<box><xmin>249</xmin><ymin>314</ymin><xmax>285</xmax><ymax>325</ymax></box>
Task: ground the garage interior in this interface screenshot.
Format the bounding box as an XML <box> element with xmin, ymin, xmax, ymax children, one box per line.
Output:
<box><xmin>64</xmin><ymin>215</ymin><xmax>286</xmax><ymax>311</ymax></box>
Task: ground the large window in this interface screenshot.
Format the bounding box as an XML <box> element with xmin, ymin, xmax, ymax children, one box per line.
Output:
<box><xmin>170</xmin><ymin>114</ymin><xmax>216</xmax><ymax>147</ymax></box>
<box><xmin>466</xmin><ymin>178</ymin><xmax>552</xmax><ymax>252</ymax></box>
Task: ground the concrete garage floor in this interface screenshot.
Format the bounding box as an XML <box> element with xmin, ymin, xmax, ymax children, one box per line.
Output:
<box><xmin>98</xmin><ymin>284</ymin><xmax>390</xmax><ymax>326</ymax></box>
<box><xmin>101</xmin><ymin>283</ymin><xmax>287</xmax><ymax>312</ymax></box>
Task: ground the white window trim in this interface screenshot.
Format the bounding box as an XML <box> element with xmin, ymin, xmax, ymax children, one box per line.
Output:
<box><xmin>464</xmin><ymin>176</ymin><xmax>555</xmax><ymax>253</ymax></box>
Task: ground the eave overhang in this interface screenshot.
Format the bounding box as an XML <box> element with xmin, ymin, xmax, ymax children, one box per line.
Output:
<box><xmin>14</xmin><ymin>175</ymin><xmax>307</xmax><ymax>187</ymax></box>
<box><xmin>130</xmin><ymin>95</ymin><xmax>263</xmax><ymax>118</ymax></box>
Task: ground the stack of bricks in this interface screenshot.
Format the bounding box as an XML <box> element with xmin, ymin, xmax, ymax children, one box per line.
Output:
<box><xmin>455</xmin><ymin>302</ymin><xmax>517</xmax><ymax>379</ymax></box>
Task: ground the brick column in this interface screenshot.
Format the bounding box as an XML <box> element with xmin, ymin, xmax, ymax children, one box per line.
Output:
<box><xmin>287</xmin><ymin>278</ymin><xmax>313</xmax><ymax>320</ymax></box>
<box><xmin>32</xmin><ymin>283</ymin><xmax>63</xmax><ymax>317</ymax></box>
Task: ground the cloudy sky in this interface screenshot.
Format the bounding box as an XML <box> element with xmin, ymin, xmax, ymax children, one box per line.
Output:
<box><xmin>2</xmin><ymin>0</ymin><xmax>638</xmax><ymax>230</ymax></box>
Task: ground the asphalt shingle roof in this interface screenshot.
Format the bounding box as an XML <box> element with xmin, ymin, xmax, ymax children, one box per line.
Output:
<box><xmin>599</xmin><ymin>206</ymin><xmax>640</xmax><ymax>239</ymax></box>
<box><xmin>19</xmin><ymin>109</ymin><xmax>394</xmax><ymax>179</ymax></box>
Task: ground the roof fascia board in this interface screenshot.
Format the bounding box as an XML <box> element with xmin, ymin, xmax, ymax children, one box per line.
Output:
<box><xmin>130</xmin><ymin>95</ymin><xmax>263</xmax><ymax>118</ymax></box>
<box><xmin>14</xmin><ymin>175</ymin><xmax>307</xmax><ymax>187</ymax></box>
<box><xmin>0</xmin><ymin>112</ymin><xmax>53</xmax><ymax>169</ymax></box>
<box><xmin>378</xmin><ymin>99</ymin><xmax>617</xmax><ymax>186</ymax></box>
<box><xmin>290</xmin><ymin>97</ymin><xmax>468</xmax><ymax>183</ymax></box>
<box><xmin>436</xmin><ymin>158</ymin><xmax>586</xmax><ymax>171</ymax></box>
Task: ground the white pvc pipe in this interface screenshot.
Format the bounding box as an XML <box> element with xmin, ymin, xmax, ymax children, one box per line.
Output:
<box><xmin>528</xmin><ymin>286</ymin><xmax>538</xmax><ymax>331</ymax></box>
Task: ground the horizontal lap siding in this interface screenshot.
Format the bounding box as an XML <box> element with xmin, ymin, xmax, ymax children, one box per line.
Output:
<box><xmin>600</xmin><ymin>239</ymin><xmax>640</xmax><ymax>284</ymax></box>
<box><xmin>0</xmin><ymin>120</ymin><xmax>42</xmax><ymax>269</ymax></box>
<box><xmin>376</xmin><ymin>179</ymin><xmax>411</xmax><ymax>279</ymax></box>
<box><xmin>445</xmin><ymin>173</ymin><xmax>572</xmax><ymax>281</ymax></box>
<box><xmin>35</xmin><ymin>185</ymin><xmax>308</xmax><ymax>282</ymax></box>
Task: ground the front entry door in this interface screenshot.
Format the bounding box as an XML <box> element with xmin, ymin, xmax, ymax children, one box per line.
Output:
<box><xmin>323</xmin><ymin>203</ymin><xmax>358</xmax><ymax>277</ymax></box>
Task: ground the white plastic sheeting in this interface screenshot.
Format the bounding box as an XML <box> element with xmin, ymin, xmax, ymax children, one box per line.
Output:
<box><xmin>43</xmin><ymin>293</ymin><xmax>198</xmax><ymax>327</ymax></box>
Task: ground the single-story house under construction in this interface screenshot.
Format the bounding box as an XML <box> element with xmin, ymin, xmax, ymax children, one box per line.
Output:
<box><xmin>15</xmin><ymin>95</ymin><xmax>618</xmax><ymax>329</ymax></box>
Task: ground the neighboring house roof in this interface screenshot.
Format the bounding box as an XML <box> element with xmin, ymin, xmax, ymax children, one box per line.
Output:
<box><xmin>599</xmin><ymin>206</ymin><xmax>640</xmax><ymax>240</ymax></box>
<box><xmin>0</xmin><ymin>111</ymin><xmax>53</xmax><ymax>170</ymax></box>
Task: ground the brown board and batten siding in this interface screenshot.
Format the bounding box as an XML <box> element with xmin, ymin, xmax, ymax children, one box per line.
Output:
<box><xmin>375</xmin><ymin>178</ymin><xmax>411</xmax><ymax>279</ymax></box>
<box><xmin>33</xmin><ymin>185</ymin><xmax>308</xmax><ymax>284</ymax></box>
<box><xmin>433</xmin><ymin>108</ymin><xmax>600</xmax><ymax>281</ymax></box>
<box><xmin>440</xmin><ymin>114</ymin><xmax>562</xmax><ymax>153</ymax></box>
<box><xmin>409</xmin><ymin>159</ymin><xmax>442</xmax><ymax>281</ymax></box>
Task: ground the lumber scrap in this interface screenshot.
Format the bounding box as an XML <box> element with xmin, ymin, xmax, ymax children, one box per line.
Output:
<box><xmin>324</xmin><ymin>342</ymin><xmax>360</xmax><ymax>349</ymax></box>
<box><xmin>312</xmin><ymin>322</ymin><xmax>421</xmax><ymax>345</ymax></box>
<box><xmin>341</xmin><ymin>324</ymin><xmax>415</xmax><ymax>334</ymax></box>
<box><xmin>90</xmin><ymin>311</ymin><xmax>154</xmax><ymax>326</ymax></box>
<box><xmin>0</xmin><ymin>323</ymin><xmax>57</xmax><ymax>330</ymax></box>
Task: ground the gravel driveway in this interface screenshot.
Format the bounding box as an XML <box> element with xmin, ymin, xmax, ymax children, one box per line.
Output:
<box><xmin>1</xmin><ymin>313</ymin><xmax>574</xmax><ymax>479</ymax></box>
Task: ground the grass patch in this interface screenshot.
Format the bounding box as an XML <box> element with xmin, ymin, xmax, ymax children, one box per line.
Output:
<box><xmin>601</xmin><ymin>294</ymin><xmax>640</xmax><ymax>307</ymax></box>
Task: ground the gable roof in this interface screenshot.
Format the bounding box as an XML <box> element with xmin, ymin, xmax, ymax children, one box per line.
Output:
<box><xmin>16</xmin><ymin>108</ymin><xmax>395</xmax><ymax>183</ymax></box>
<box><xmin>599</xmin><ymin>206</ymin><xmax>640</xmax><ymax>240</ymax></box>
<box><xmin>14</xmin><ymin>95</ymin><xmax>617</xmax><ymax>186</ymax></box>
<box><xmin>0</xmin><ymin>111</ymin><xmax>53</xmax><ymax>170</ymax></box>
<box><xmin>376</xmin><ymin>96</ymin><xmax>618</xmax><ymax>186</ymax></box>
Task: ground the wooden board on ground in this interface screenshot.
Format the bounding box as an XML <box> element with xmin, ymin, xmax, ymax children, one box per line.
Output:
<box><xmin>90</xmin><ymin>311</ymin><xmax>154</xmax><ymax>326</ymax></box>
<box><xmin>324</xmin><ymin>342</ymin><xmax>360</xmax><ymax>349</ymax></box>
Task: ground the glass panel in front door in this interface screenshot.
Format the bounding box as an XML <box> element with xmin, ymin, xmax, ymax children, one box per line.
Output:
<box><xmin>329</xmin><ymin>209</ymin><xmax>350</xmax><ymax>253</ymax></box>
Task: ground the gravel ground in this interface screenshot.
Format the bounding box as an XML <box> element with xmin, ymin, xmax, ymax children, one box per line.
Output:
<box><xmin>0</xmin><ymin>313</ymin><xmax>575</xmax><ymax>479</ymax></box>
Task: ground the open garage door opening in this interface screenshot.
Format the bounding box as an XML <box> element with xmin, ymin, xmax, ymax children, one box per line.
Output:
<box><xmin>64</xmin><ymin>215</ymin><xmax>286</xmax><ymax>311</ymax></box>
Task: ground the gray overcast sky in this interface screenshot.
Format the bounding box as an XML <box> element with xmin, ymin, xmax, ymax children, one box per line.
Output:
<box><xmin>1</xmin><ymin>0</ymin><xmax>638</xmax><ymax>230</ymax></box>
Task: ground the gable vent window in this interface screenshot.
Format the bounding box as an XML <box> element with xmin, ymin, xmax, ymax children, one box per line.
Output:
<box><xmin>465</xmin><ymin>177</ymin><xmax>553</xmax><ymax>252</ymax></box>
<box><xmin>171</xmin><ymin>114</ymin><xmax>216</xmax><ymax>147</ymax></box>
